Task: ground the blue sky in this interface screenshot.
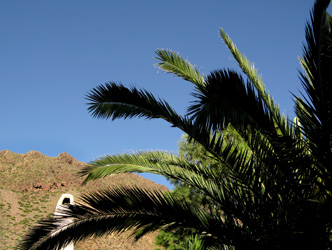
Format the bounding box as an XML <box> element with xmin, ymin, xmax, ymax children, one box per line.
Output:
<box><xmin>0</xmin><ymin>1</ymin><xmax>325</xmax><ymax>189</ymax></box>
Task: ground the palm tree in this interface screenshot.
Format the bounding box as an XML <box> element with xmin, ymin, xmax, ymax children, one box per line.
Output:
<box><xmin>21</xmin><ymin>0</ymin><xmax>332</xmax><ymax>249</ymax></box>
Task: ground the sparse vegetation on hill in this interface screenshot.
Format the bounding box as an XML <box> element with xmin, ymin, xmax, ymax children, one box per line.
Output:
<box><xmin>0</xmin><ymin>150</ymin><xmax>167</xmax><ymax>249</ymax></box>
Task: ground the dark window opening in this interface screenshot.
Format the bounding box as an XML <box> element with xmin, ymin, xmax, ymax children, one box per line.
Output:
<box><xmin>62</xmin><ymin>197</ymin><xmax>71</xmax><ymax>205</ymax></box>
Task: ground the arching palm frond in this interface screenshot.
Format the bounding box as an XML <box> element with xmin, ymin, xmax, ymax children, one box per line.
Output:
<box><xmin>80</xmin><ymin>151</ymin><xmax>226</xmax><ymax>183</ymax></box>
<box><xmin>20</xmin><ymin>186</ymin><xmax>234</xmax><ymax>250</ymax></box>
<box><xmin>86</xmin><ymin>82</ymin><xmax>187</xmax><ymax>126</ymax></box>
<box><xmin>219</xmin><ymin>28</ymin><xmax>293</xmax><ymax>138</ymax></box>
<box><xmin>80</xmin><ymin>151</ymin><xmax>242</xmax><ymax>209</ymax></box>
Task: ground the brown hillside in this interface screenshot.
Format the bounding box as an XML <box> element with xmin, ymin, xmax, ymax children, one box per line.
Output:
<box><xmin>0</xmin><ymin>150</ymin><xmax>168</xmax><ymax>250</ymax></box>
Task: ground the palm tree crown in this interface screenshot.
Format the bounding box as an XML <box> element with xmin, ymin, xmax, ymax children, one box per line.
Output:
<box><xmin>21</xmin><ymin>1</ymin><xmax>332</xmax><ymax>249</ymax></box>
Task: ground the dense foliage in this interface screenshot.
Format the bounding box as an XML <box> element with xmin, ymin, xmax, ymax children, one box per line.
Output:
<box><xmin>21</xmin><ymin>1</ymin><xmax>332</xmax><ymax>249</ymax></box>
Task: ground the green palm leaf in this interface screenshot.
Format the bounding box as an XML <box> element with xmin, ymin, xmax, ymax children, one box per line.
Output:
<box><xmin>80</xmin><ymin>151</ymin><xmax>239</xmax><ymax>208</ymax></box>
<box><xmin>81</xmin><ymin>151</ymin><xmax>226</xmax><ymax>183</ymax></box>
<box><xmin>155</xmin><ymin>49</ymin><xmax>205</xmax><ymax>87</ymax></box>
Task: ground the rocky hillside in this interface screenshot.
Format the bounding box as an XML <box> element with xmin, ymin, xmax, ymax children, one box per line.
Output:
<box><xmin>0</xmin><ymin>150</ymin><xmax>168</xmax><ymax>250</ymax></box>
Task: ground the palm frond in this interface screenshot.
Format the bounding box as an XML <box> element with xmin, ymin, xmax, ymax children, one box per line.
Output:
<box><xmin>219</xmin><ymin>28</ymin><xmax>293</xmax><ymax>138</ymax></box>
<box><xmin>86</xmin><ymin>82</ymin><xmax>215</xmax><ymax>147</ymax></box>
<box><xmin>80</xmin><ymin>151</ymin><xmax>242</xmax><ymax>208</ymax></box>
<box><xmin>155</xmin><ymin>49</ymin><xmax>205</xmax><ymax>87</ymax></box>
<box><xmin>81</xmin><ymin>151</ymin><xmax>225</xmax><ymax>182</ymax></box>
<box><xmin>20</xmin><ymin>187</ymin><xmax>229</xmax><ymax>250</ymax></box>
<box><xmin>86</xmin><ymin>82</ymin><xmax>184</xmax><ymax>124</ymax></box>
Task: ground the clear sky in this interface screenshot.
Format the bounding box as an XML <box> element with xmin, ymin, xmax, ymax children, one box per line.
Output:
<box><xmin>0</xmin><ymin>1</ymin><xmax>326</xmax><ymax>189</ymax></box>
